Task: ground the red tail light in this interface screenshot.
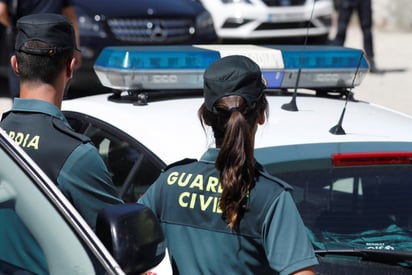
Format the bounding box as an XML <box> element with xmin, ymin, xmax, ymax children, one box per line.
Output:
<box><xmin>332</xmin><ymin>152</ymin><xmax>412</xmax><ymax>166</ymax></box>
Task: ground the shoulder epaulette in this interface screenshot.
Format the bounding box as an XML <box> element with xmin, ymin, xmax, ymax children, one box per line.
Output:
<box><xmin>164</xmin><ymin>158</ymin><xmax>197</xmax><ymax>171</ymax></box>
<box><xmin>52</xmin><ymin>117</ymin><xmax>91</xmax><ymax>143</ymax></box>
<box><xmin>255</xmin><ymin>162</ymin><xmax>293</xmax><ymax>191</ymax></box>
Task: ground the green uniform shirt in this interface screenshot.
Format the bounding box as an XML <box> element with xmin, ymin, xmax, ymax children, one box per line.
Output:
<box><xmin>139</xmin><ymin>148</ymin><xmax>318</xmax><ymax>275</ymax></box>
<box><xmin>0</xmin><ymin>98</ymin><xmax>123</xmax><ymax>274</ymax></box>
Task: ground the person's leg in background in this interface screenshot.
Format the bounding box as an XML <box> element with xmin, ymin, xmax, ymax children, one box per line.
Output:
<box><xmin>332</xmin><ymin>0</ymin><xmax>355</xmax><ymax>46</ymax></box>
<box><xmin>358</xmin><ymin>0</ymin><xmax>376</xmax><ymax>72</ymax></box>
<box><xmin>7</xmin><ymin>56</ymin><xmax>19</xmax><ymax>98</ymax></box>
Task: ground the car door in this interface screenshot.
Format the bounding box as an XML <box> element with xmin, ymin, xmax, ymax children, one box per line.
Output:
<box><xmin>64</xmin><ymin>111</ymin><xmax>166</xmax><ymax>202</ymax></box>
<box><xmin>0</xmin><ymin>129</ymin><xmax>120</xmax><ymax>274</ymax></box>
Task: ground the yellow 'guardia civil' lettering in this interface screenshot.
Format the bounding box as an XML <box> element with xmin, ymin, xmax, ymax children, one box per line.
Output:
<box><xmin>167</xmin><ymin>171</ymin><xmax>223</xmax><ymax>213</ymax></box>
<box><xmin>8</xmin><ymin>131</ymin><xmax>40</xmax><ymax>150</ymax></box>
<box><xmin>179</xmin><ymin>192</ymin><xmax>222</xmax><ymax>213</ymax></box>
<box><xmin>167</xmin><ymin>171</ymin><xmax>223</xmax><ymax>193</ymax></box>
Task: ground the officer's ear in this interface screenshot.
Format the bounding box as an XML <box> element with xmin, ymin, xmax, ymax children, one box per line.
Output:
<box><xmin>10</xmin><ymin>55</ymin><xmax>19</xmax><ymax>75</ymax></box>
<box><xmin>66</xmin><ymin>57</ymin><xmax>75</xmax><ymax>79</ymax></box>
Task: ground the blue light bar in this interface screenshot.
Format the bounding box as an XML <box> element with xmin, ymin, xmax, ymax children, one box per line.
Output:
<box><xmin>95</xmin><ymin>46</ymin><xmax>220</xmax><ymax>70</ymax></box>
<box><xmin>93</xmin><ymin>45</ymin><xmax>369</xmax><ymax>91</ymax></box>
<box><xmin>94</xmin><ymin>46</ymin><xmax>220</xmax><ymax>90</ymax></box>
<box><xmin>266</xmin><ymin>45</ymin><xmax>369</xmax><ymax>88</ymax></box>
<box><xmin>272</xmin><ymin>45</ymin><xmax>369</xmax><ymax>69</ymax></box>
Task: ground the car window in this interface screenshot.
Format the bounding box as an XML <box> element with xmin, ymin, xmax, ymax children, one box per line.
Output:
<box><xmin>64</xmin><ymin>111</ymin><xmax>165</xmax><ymax>202</ymax></box>
<box><xmin>270</xmin><ymin>165</ymin><xmax>412</xmax><ymax>251</ymax></box>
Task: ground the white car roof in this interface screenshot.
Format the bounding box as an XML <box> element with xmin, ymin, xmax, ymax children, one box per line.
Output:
<box><xmin>62</xmin><ymin>92</ymin><xmax>412</xmax><ymax>165</ymax></box>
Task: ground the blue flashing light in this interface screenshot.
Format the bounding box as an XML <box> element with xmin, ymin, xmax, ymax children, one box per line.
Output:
<box><xmin>95</xmin><ymin>46</ymin><xmax>220</xmax><ymax>70</ymax></box>
<box><xmin>94</xmin><ymin>45</ymin><xmax>369</xmax><ymax>91</ymax></box>
<box><xmin>262</xmin><ymin>71</ymin><xmax>284</xmax><ymax>88</ymax></box>
<box><xmin>268</xmin><ymin>45</ymin><xmax>369</xmax><ymax>69</ymax></box>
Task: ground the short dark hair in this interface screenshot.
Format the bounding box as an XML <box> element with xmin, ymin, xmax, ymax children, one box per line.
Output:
<box><xmin>15</xmin><ymin>40</ymin><xmax>73</xmax><ymax>84</ymax></box>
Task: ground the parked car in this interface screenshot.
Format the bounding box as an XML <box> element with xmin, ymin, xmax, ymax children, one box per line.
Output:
<box><xmin>199</xmin><ymin>0</ymin><xmax>334</xmax><ymax>43</ymax></box>
<box><xmin>61</xmin><ymin>44</ymin><xmax>412</xmax><ymax>273</ymax></box>
<box><xmin>0</xmin><ymin>129</ymin><xmax>168</xmax><ymax>274</ymax></box>
<box><xmin>63</xmin><ymin>45</ymin><xmax>412</xmax><ymax>275</ymax></box>
<box><xmin>69</xmin><ymin>0</ymin><xmax>217</xmax><ymax>95</ymax></box>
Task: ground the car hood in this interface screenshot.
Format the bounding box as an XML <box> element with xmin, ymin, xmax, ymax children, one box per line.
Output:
<box><xmin>73</xmin><ymin>0</ymin><xmax>204</xmax><ymax>18</ymax></box>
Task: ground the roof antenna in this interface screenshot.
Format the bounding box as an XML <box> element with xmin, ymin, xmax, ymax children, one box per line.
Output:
<box><xmin>281</xmin><ymin>2</ymin><xmax>316</xmax><ymax>112</ymax></box>
<box><xmin>329</xmin><ymin>51</ymin><xmax>364</xmax><ymax>135</ymax></box>
<box><xmin>329</xmin><ymin>97</ymin><xmax>347</xmax><ymax>135</ymax></box>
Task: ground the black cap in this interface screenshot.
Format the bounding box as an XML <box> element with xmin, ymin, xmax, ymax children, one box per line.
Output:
<box><xmin>15</xmin><ymin>13</ymin><xmax>79</xmax><ymax>56</ymax></box>
<box><xmin>203</xmin><ymin>55</ymin><xmax>266</xmax><ymax>112</ymax></box>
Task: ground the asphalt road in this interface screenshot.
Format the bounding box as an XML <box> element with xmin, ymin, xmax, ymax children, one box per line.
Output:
<box><xmin>1</xmin><ymin>25</ymin><xmax>412</xmax><ymax>116</ymax></box>
<box><xmin>342</xmin><ymin>26</ymin><xmax>412</xmax><ymax>116</ymax></box>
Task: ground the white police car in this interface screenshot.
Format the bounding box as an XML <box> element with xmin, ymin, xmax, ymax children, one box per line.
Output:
<box><xmin>198</xmin><ymin>0</ymin><xmax>334</xmax><ymax>42</ymax></box>
<box><xmin>62</xmin><ymin>45</ymin><xmax>412</xmax><ymax>274</ymax></box>
<box><xmin>0</xmin><ymin>129</ymin><xmax>166</xmax><ymax>274</ymax></box>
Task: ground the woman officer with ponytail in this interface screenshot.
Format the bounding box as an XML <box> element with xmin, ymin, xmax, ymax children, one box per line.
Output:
<box><xmin>139</xmin><ymin>55</ymin><xmax>318</xmax><ymax>275</ymax></box>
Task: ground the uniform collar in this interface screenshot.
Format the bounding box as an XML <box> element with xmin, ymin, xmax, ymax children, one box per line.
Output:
<box><xmin>200</xmin><ymin>148</ymin><xmax>263</xmax><ymax>173</ymax></box>
<box><xmin>199</xmin><ymin>148</ymin><xmax>279</xmax><ymax>188</ymax></box>
<box><xmin>199</xmin><ymin>148</ymin><xmax>220</xmax><ymax>164</ymax></box>
<box><xmin>11</xmin><ymin>98</ymin><xmax>68</xmax><ymax>123</ymax></box>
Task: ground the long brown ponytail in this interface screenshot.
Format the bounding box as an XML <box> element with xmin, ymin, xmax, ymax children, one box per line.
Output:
<box><xmin>199</xmin><ymin>94</ymin><xmax>268</xmax><ymax>230</ymax></box>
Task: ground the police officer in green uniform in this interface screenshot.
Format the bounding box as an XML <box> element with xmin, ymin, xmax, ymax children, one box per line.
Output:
<box><xmin>0</xmin><ymin>13</ymin><xmax>122</xmax><ymax>274</ymax></box>
<box><xmin>139</xmin><ymin>55</ymin><xmax>318</xmax><ymax>274</ymax></box>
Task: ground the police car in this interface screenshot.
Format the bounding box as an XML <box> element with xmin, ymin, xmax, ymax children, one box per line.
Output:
<box><xmin>0</xmin><ymin>129</ymin><xmax>167</xmax><ymax>274</ymax></box>
<box><xmin>62</xmin><ymin>45</ymin><xmax>412</xmax><ymax>274</ymax></box>
<box><xmin>198</xmin><ymin>0</ymin><xmax>334</xmax><ymax>42</ymax></box>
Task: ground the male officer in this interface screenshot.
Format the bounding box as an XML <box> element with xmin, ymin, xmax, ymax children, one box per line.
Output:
<box><xmin>0</xmin><ymin>0</ymin><xmax>81</xmax><ymax>98</ymax></box>
<box><xmin>0</xmin><ymin>13</ymin><xmax>122</xmax><ymax>274</ymax></box>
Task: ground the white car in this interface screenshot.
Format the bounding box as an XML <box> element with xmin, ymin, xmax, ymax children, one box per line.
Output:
<box><xmin>0</xmin><ymin>129</ymin><xmax>166</xmax><ymax>274</ymax></box>
<box><xmin>198</xmin><ymin>0</ymin><xmax>334</xmax><ymax>42</ymax></box>
<box><xmin>62</xmin><ymin>44</ymin><xmax>412</xmax><ymax>274</ymax></box>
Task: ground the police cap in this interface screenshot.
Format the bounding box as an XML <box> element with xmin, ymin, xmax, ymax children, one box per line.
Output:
<box><xmin>203</xmin><ymin>55</ymin><xmax>266</xmax><ymax>112</ymax></box>
<box><xmin>15</xmin><ymin>13</ymin><xmax>79</xmax><ymax>56</ymax></box>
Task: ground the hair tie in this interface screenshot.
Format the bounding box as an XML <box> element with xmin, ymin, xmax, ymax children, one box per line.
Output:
<box><xmin>228</xmin><ymin>107</ymin><xmax>241</xmax><ymax>113</ymax></box>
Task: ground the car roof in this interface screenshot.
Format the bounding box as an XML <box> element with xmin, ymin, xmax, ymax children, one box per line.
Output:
<box><xmin>62</xmin><ymin>92</ymin><xmax>412</xmax><ymax>165</ymax></box>
<box><xmin>63</xmin><ymin>44</ymin><xmax>412</xmax><ymax>164</ymax></box>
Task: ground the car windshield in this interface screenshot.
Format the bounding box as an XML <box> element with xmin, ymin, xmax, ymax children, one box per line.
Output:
<box><xmin>271</xmin><ymin>165</ymin><xmax>412</xmax><ymax>252</ymax></box>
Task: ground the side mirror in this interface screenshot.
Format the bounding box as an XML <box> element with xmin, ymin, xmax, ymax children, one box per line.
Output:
<box><xmin>96</xmin><ymin>203</ymin><xmax>165</xmax><ymax>274</ymax></box>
